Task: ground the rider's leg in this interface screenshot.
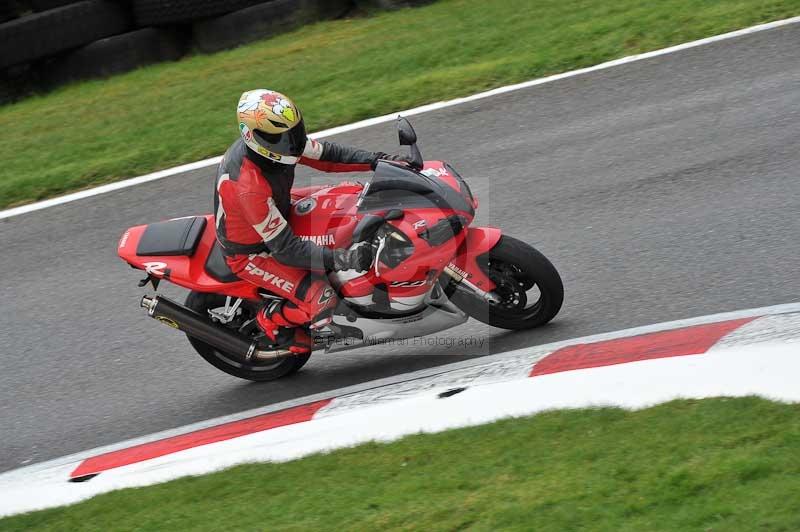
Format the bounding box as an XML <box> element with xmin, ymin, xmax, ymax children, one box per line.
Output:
<box><xmin>226</xmin><ymin>252</ymin><xmax>338</xmax><ymax>353</ymax></box>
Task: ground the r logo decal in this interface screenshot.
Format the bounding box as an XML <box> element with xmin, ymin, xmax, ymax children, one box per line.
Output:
<box><xmin>143</xmin><ymin>262</ymin><xmax>168</xmax><ymax>276</ymax></box>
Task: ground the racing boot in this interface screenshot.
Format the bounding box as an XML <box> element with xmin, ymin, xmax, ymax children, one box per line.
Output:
<box><xmin>255</xmin><ymin>300</ymin><xmax>316</xmax><ymax>355</ymax></box>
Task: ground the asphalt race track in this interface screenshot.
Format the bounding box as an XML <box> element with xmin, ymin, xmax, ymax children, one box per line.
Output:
<box><xmin>2</xmin><ymin>24</ymin><xmax>799</xmax><ymax>472</ymax></box>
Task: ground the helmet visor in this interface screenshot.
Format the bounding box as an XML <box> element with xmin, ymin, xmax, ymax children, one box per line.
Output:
<box><xmin>253</xmin><ymin>119</ymin><xmax>307</xmax><ymax>158</ymax></box>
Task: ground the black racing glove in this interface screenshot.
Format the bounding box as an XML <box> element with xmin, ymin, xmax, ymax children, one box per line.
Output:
<box><xmin>370</xmin><ymin>152</ymin><xmax>416</xmax><ymax>170</ymax></box>
<box><xmin>331</xmin><ymin>245</ymin><xmax>374</xmax><ymax>272</ymax></box>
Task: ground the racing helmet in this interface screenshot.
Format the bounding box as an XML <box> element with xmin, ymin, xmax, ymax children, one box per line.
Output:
<box><xmin>236</xmin><ymin>89</ymin><xmax>307</xmax><ymax>165</ymax></box>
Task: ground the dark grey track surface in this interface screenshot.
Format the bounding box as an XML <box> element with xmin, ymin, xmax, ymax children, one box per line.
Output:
<box><xmin>2</xmin><ymin>24</ymin><xmax>800</xmax><ymax>472</ymax></box>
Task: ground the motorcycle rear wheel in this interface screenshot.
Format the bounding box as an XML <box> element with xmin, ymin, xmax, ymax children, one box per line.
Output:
<box><xmin>184</xmin><ymin>291</ymin><xmax>311</xmax><ymax>381</ymax></box>
<box><xmin>449</xmin><ymin>235</ymin><xmax>563</xmax><ymax>330</ymax></box>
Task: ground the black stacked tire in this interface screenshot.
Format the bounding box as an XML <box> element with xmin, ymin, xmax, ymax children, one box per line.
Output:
<box><xmin>0</xmin><ymin>2</ymin><xmax>21</xmax><ymax>23</ymax></box>
<box><xmin>0</xmin><ymin>64</ymin><xmax>38</xmax><ymax>105</ymax></box>
<box><xmin>193</xmin><ymin>0</ymin><xmax>352</xmax><ymax>54</ymax></box>
<box><xmin>30</xmin><ymin>0</ymin><xmax>80</xmax><ymax>12</ymax></box>
<box><xmin>0</xmin><ymin>0</ymin><xmax>130</xmax><ymax>69</ymax></box>
<box><xmin>40</xmin><ymin>27</ymin><xmax>189</xmax><ymax>86</ymax></box>
<box><xmin>131</xmin><ymin>0</ymin><xmax>262</xmax><ymax>26</ymax></box>
<box><xmin>354</xmin><ymin>0</ymin><xmax>435</xmax><ymax>9</ymax></box>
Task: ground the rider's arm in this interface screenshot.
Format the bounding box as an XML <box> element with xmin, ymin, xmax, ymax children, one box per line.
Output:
<box><xmin>266</xmin><ymin>222</ymin><xmax>334</xmax><ymax>271</ymax></box>
<box><xmin>298</xmin><ymin>138</ymin><xmax>385</xmax><ymax>173</ymax></box>
<box><xmin>236</xmin><ymin>164</ymin><xmax>334</xmax><ymax>271</ymax></box>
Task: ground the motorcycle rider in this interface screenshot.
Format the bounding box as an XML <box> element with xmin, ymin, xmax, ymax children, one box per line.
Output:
<box><xmin>214</xmin><ymin>89</ymin><xmax>406</xmax><ymax>354</ymax></box>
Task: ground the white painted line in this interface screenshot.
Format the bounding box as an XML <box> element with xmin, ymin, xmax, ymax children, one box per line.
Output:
<box><xmin>0</xmin><ymin>156</ymin><xmax>220</xmax><ymax>221</ymax></box>
<box><xmin>1</xmin><ymin>15</ymin><xmax>799</xmax><ymax>221</ymax></box>
<box><xmin>4</xmin><ymin>300</ymin><xmax>799</xmax><ymax>481</ymax></box>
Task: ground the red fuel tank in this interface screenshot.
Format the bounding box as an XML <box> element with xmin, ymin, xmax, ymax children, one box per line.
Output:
<box><xmin>288</xmin><ymin>182</ymin><xmax>363</xmax><ymax>248</ymax></box>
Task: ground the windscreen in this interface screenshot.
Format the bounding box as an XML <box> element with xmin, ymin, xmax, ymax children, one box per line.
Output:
<box><xmin>358</xmin><ymin>161</ymin><xmax>474</xmax><ymax>215</ymax></box>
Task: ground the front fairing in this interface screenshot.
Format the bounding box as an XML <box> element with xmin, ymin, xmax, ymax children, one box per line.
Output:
<box><xmin>359</xmin><ymin>161</ymin><xmax>475</xmax><ymax>218</ymax></box>
<box><xmin>331</xmin><ymin>161</ymin><xmax>477</xmax><ymax>305</ymax></box>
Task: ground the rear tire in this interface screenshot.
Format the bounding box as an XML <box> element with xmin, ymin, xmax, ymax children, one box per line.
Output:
<box><xmin>184</xmin><ymin>291</ymin><xmax>310</xmax><ymax>382</ymax></box>
<box><xmin>449</xmin><ymin>235</ymin><xmax>563</xmax><ymax>330</ymax></box>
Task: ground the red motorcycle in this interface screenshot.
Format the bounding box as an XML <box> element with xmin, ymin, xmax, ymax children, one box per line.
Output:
<box><xmin>117</xmin><ymin>118</ymin><xmax>563</xmax><ymax>381</ymax></box>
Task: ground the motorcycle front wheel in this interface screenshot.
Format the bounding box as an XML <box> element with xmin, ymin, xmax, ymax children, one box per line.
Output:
<box><xmin>184</xmin><ymin>291</ymin><xmax>311</xmax><ymax>381</ymax></box>
<box><xmin>448</xmin><ymin>235</ymin><xmax>564</xmax><ymax>330</ymax></box>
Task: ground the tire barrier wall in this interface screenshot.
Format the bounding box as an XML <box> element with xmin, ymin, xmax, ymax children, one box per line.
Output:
<box><xmin>193</xmin><ymin>0</ymin><xmax>353</xmax><ymax>54</ymax></box>
<box><xmin>0</xmin><ymin>0</ymin><xmax>436</xmax><ymax>104</ymax></box>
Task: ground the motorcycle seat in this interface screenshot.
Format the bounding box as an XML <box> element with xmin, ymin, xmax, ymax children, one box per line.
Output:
<box><xmin>136</xmin><ymin>216</ymin><xmax>207</xmax><ymax>257</ymax></box>
<box><xmin>205</xmin><ymin>241</ymin><xmax>241</xmax><ymax>283</ymax></box>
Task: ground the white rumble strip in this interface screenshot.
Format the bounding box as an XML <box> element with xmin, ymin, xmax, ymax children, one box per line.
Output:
<box><xmin>1</xmin><ymin>302</ymin><xmax>799</xmax><ymax>517</ymax></box>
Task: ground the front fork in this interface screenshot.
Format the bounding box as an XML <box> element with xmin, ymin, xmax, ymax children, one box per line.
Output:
<box><xmin>443</xmin><ymin>264</ymin><xmax>501</xmax><ymax>304</ymax></box>
<box><xmin>444</xmin><ymin>226</ymin><xmax>504</xmax><ymax>304</ymax></box>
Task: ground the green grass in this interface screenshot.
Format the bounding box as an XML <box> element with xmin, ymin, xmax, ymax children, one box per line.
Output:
<box><xmin>3</xmin><ymin>397</ymin><xmax>800</xmax><ymax>531</ymax></box>
<box><xmin>1</xmin><ymin>0</ymin><xmax>800</xmax><ymax>209</ymax></box>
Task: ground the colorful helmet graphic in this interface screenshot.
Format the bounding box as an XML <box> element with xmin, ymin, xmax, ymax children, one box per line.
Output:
<box><xmin>236</xmin><ymin>89</ymin><xmax>307</xmax><ymax>165</ymax></box>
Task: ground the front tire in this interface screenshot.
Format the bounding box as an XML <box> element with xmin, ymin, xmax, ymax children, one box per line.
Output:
<box><xmin>449</xmin><ymin>236</ymin><xmax>563</xmax><ymax>330</ymax></box>
<box><xmin>184</xmin><ymin>291</ymin><xmax>310</xmax><ymax>382</ymax></box>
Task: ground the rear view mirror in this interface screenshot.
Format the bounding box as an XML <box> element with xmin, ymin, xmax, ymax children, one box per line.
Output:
<box><xmin>396</xmin><ymin>116</ymin><xmax>423</xmax><ymax>169</ymax></box>
<box><xmin>397</xmin><ymin>117</ymin><xmax>417</xmax><ymax>146</ymax></box>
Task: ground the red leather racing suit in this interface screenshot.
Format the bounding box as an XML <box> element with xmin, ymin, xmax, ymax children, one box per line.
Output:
<box><xmin>214</xmin><ymin>137</ymin><xmax>381</xmax><ymax>329</ymax></box>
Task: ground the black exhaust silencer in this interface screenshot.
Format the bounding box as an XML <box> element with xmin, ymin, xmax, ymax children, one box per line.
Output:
<box><xmin>140</xmin><ymin>295</ymin><xmax>259</xmax><ymax>362</ymax></box>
